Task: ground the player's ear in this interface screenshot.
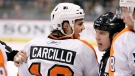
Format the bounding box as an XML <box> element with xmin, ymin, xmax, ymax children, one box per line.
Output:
<box><xmin>62</xmin><ymin>21</ymin><xmax>72</xmax><ymax>34</ymax></box>
<box><xmin>63</xmin><ymin>22</ymin><xmax>69</xmax><ymax>30</ymax></box>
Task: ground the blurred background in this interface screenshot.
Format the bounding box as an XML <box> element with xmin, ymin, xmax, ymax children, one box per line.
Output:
<box><xmin>0</xmin><ymin>0</ymin><xmax>119</xmax><ymax>21</ymax></box>
<box><xmin>0</xmin><ymin>0</ymin><xmax>119</xmax><ymax>75</ymax></box>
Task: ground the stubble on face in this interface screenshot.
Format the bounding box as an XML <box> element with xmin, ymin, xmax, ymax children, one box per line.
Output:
<box><xmin>95</xmin><ymin>30</ymin><xmax>111</xmax><ymax>52</ymax></box>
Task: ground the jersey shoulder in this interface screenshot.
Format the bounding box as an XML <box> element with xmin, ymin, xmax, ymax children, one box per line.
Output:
<box><xmin>113</xmin><ymin>27</ymin><xmax>135</xmax><ymax>43</ymax></box>
<box><xmin>77</xmin><ymin>39</ymin><xmax>95</xmax><ymax>50</ymax></box>
<box><xmin>76</xmin><ymin>39</ymin><xmax>97</xmax><ymax>59</ymax></box>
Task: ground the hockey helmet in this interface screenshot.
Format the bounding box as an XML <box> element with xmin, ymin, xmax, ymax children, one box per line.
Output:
<box><xmin>116</xmin><ymin>0</ymin><xmax>135</xmax><ymax>21</ymax></box>
<box><xmin>94</xmin><ymin>12</ymin><xmax>125</xmax><ymax>40</ymax></box>
<box><xmin>51</xmin><ymin>3</ymin><xmax>85</xmax><ymax>36</ymax></box>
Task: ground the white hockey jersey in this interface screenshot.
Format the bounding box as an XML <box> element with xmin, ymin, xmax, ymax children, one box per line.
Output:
<box><xmin>109</xmin><ymin>27</ymin><xmax>135</xmax><ymax>76</ymax></box>
<box><xmin>18</xmin><ymin>35</ymin><xmax>99</xmax><ymax>76</ymax></box>
<box><xmin>0</xmin><ymin>43</ymin><xmax>7</xmax><ymax>76</ymax></box>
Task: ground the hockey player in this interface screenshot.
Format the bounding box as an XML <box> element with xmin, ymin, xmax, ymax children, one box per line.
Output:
<box><xmin>17</xmin><ymin>3</ymin><xmax>99</xmax><ymax>76</ymax></box>
<box><xmin>94</xmin><ymin>12</ymin><xmax>125</xmax><ymax>76</ymax></box>
<box><xmin>14</xmin><ymin>4</ymin><xmax>86</xmax><ymax>67</ymax></box>
<box><xmin>109</xmin><ymin>0</ymin><xmax>135</xmax><ymax>75</ymax></box>
<box><xmin>13</xmin><ymin>3</ymin><xmax>86</xmax><ymax>67</ymax></box>
<box><xmin>116</xmin><ymin>0</ymin><xmax>135</xmax><ymax>31</ymax></box>
<box><xmin>0</xmin><ymin>40</ymin><xmax>19</xmax><ymax>76</ymax></box>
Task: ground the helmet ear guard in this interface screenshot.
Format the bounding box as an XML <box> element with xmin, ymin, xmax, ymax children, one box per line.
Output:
<box><xmin>116</xmin><ymin>6</ymin><xmax>122</xmax><ymax>19</ymax></box>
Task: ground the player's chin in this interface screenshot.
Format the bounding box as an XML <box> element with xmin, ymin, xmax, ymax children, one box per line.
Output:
<box><xmin>97</xmin><ymin>44</ymin><xmax>104</xmax><ymax>51</ymax></box>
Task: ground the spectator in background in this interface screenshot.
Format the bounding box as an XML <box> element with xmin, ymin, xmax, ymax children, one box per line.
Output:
<box><xmin>0</xmin><ymin>0</ymin><xmax>119</xmax><ymax>20</ymax></box>
<box><xmin>13</xmin><ymin>4</ymin><xmax>22</xmax><ymax>19</ymax></box>
<box><xmin>2</xmin><ymin>12</ymin><xmax>9</xmax><ymax>19</ymax></box>
<box><xmin>0</xmin><ymin>0</ymin><xmax>4</xmax><ymax>6</ymax></box>
<box><xmin>73</xmin><ymin>0</ymin><xmax>84</xmax><ymax>9</ymax></box>
<box><xmin>94</xmin><ymin>1</ymin><xmax>104</xmax><ymax>16</ymax></box>
<box><xmin>100</xmin><ymin>0</ymin><xmax>111</xmax><ymax>7</ymax></box>
<box><xmin>104</xmin><ymin>1</ymin><xmax>112</xmax><ymax>12</ymax></box>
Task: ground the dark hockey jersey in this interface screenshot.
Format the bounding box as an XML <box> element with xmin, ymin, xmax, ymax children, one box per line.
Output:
<box><xmin>99</xmin><ymin>49</ymin><xmax>110</xmax><ymax>76</ymax></box>
<box><xmin>0</xmin><ymin>40</ymin><xmax>18</xmax><ymax>61</ymax></box>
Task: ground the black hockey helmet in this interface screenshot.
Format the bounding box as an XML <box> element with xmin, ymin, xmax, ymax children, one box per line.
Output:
<box><xmin>94</xmin><ymin>12</ymin><xmax>125</xmax><ymax>41</ymax></box>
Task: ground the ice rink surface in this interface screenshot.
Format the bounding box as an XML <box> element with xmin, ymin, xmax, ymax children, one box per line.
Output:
<box><xmin>6</xmin><ymin>42</ymin><xmax>104</xmax><ymax>76</ymax></box>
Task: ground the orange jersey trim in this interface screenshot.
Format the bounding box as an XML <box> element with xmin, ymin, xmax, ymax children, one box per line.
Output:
<box><xmin>48</xmin><ymin>34</ymin><xmax>73</xmax><ymax>40</ymax></box>
<box><xmin>110</xmin><ymin>27</ymin><xmax>131</xmax><ymax>56</ymax></box>
<box><xmin>0</xmin><ymin>49</ymin><xmax>7</xmax><ymax>76</ymax></box>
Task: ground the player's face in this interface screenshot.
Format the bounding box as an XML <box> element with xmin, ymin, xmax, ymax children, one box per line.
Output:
<box><xmin>73</xmin><ymin>19</ymin><xmax>85</xmax><ymax>39</ymax></box>
<box><xmin>121</xmin><ymin>7</ymin><xmax>135</xmax><ymax>29</ymax></box>
<box><xmin>95</xmin><ymin>29</ymin><xmax>111</xmax><ymax>52</ymax></box>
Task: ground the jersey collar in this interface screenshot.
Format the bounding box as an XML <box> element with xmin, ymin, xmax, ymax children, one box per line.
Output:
<box><xmin>48</xmin><ymin>34</ymin><xmax>73</xmax><ymax>40</ymax></box>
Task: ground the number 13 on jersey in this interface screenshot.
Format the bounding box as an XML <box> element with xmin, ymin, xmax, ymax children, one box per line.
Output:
<box><xmin>29</xmin><ymin>63</ymin><xmax>74</xmax><ymax>76</ymax></box>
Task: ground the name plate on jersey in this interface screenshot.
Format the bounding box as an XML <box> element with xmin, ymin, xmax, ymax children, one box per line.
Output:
<box><xmin>30</xmin><ymin>46</ymin><xmax>76</xmax><ymax>65</ymax></box>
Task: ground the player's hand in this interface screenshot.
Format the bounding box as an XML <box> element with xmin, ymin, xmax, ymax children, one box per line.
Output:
<box><xmin>14</xmin><ymin>50</ymin><xmax>27</xmax><ymax>67</ymax></box>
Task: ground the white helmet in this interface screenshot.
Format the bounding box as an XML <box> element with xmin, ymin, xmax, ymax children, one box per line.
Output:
<box><xmin>119</xmin><ymin>0</ymin><xmax>135</xmax><ymax>20</ymax></box>
<box><xmin>51</xmin><ymin>3</ymin><xmax>85</xmax><ymax>36</ymax></box>
<box><xmin>120</xmin><ymin>0</ymin><xmax>135</xmax><ymax>7</ymax></box>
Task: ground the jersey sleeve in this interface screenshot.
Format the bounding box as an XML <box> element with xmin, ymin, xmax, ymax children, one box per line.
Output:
<box><xmin>18</xmin><ymin>42</ymin><xmax>33</xmax><ymax>76</ymax></box>
<box><xmin>109</xmin><ymin>31</ymin><xmax>135</xmax><ymax>76</ymax></box>
<box><xmin>6</xmin><ymin>50</ymin><xmax>18</xmax><ymax>61</ymax></box>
